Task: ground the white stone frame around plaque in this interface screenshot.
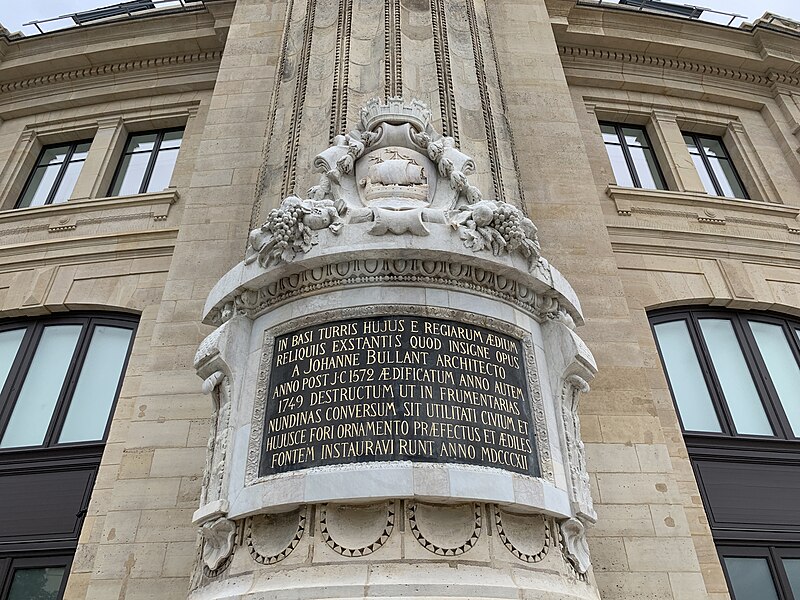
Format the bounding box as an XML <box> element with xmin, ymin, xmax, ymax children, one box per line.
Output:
<box><xmin>222</xmin><ymin>299</ymin><xmax>572</xmax><ymax>520</ymax></box>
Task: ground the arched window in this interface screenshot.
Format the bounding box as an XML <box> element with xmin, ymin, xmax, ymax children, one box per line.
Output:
<box><xmin>650</xmin><ymin>308</ymin><xmax>800</xmax><ymax>600</ymax></box>
<box><xmin>0</xmin><ymin>313</ymin><xmax>137</xmax><ymax>600</ymax></box>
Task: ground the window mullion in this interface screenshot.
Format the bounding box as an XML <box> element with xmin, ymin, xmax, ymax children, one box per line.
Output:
<box><xmin>0</xmin><ymin>557</ymin><xmax>11</xmax><ymax>599</ymax></box>
<box><xmin>695</xmin><ymin>134</ymin><xmax>724</xmax><ymax>196</ymax></box>
<box><xmin>713</xmin><ymin>141</ymin><xmax>749</xmax><ymax>200</ymax></box>
<box><xmin>768</xmin><ymin>547</ymin><xmax>794</xmax><ymax>600</ymax></box>
<box><xmin>44</xmin><ymin>143</ymin><xmax>77</xmax><ymax>206</ymax></box>
<box><xmin>139</xmin><ymin>131</ymin><xmax>164</xmax><ymax>194</ymax></box>
<box><xmin>616</xmin><ymin>125</ymin><xmax>643</xmax><ymax>188</ymax></box>
<box><xmin>742</xmin><ymin>316</ymin><xmax>800</xmax><ymax>440</ymax></box>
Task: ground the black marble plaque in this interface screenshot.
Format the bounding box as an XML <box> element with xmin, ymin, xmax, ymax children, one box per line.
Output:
<box><xmin>260</xmin><ymin>315</ymin><xmax>538</xmax><ymax>477</ymax></box>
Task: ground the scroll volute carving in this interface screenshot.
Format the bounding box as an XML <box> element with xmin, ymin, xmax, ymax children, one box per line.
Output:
<box><xmin>541</xmin><ymin>317</ymin><xmax>598</xmax><ymax>524</ymax></box>
<box><xmin>193</xmin><ymin>315</ymin><xmax>252</xmax><ymax>523</ymax></box>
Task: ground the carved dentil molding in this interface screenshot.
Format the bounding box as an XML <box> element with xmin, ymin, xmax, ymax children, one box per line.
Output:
<box><xmin>561</xmin><ymin>44</ymin><xmax>800</xmax><ymax>90</ymax></box>
<box><xmin>0</xmin><ymin>51</ymin><xmax>222</xmax><ymax>94</ymax></box>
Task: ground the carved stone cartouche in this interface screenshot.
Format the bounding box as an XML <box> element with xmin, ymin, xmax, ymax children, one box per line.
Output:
<box><xmin>246</xmin><ymin>98</ymin><xmax>540</xmax><ymax>268</ymax></box>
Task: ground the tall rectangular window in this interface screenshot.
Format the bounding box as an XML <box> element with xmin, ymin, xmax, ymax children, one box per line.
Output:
<box><xmin>0</xmin><ymin>316</ymin><xmax>135</xmax><ymax>449</ymax></box>
<box><xmin>651</xmin><ymin>309</ymin><xmax>800</xmax><ymax>600</ymax></box>
<box><xmin>599</xmin><ymin>122</ymin><xmax>667</xmax><ymax>190</ymax></box>
<box><xmin>683</xmin><ymin>133</ymin><xmax>748</xmax><ymax>199</ymax></box>
<box><xmin>108</xmin><ymin>128</ymin><xmax>183</xmax><ymax>197</ymax></box>
<box><xmin>0</xmin><ymin>314</ymin><xmax>136</xmax><ymax>600</ymax></box>
<box><xmin>16</xmin><ymin>141</ymin><xmax>91</xmax><ymax>209</ymax></box>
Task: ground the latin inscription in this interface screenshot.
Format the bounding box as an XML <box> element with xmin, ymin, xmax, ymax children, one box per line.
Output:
<box><xmin>260</xmin><ymin>316</ymin><xmax>538</xmax><ymax>476</ymax></box>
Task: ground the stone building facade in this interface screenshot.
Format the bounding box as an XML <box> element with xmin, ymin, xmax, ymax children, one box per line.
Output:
<box><xmin>0</xmin><ymin>0</ymin><xmax>799</xmax><ymax>599</ymax></box>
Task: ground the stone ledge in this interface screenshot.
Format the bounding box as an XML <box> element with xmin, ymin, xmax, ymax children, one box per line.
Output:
<box><xmin>607</xmin><ymin>185</ymin><xmax>800</xmax><ymax>232</ymax></box>
<box><xmin>0</xmin><ymin>189</ymin><xmax>179</xmax><ymax>246</ymax></box>
<box><xmin>224</xmin><ymin>463</ymin><xmax>572</xmax><ymax>520</ymax></box>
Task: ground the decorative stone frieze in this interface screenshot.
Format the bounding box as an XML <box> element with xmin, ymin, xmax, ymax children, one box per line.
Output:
<box><xmin>408</xmin><ymin>502</ymin><xmax>482</xmax><ymax>556</ymax></box>
<box><xmin>245</xmin><ymin>508</ymin><xmax>306</xmax><ymax>565</ymax></box>
<box><xmin>494</xmin><ymin>508</ymin><xmax>551</xmax><ymax>563</ymax></box>
<box><xmin>320</xmin><ymin>502</ymin><xmax>395</xmax><ymax>557</ymax></box>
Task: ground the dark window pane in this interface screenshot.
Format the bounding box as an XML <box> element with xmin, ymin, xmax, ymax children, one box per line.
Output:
<box><xmin>7</xmin><ymin>566</ymin><xmax>66</xmax><ymax>600</ymax></box>
<box><xmin>59</xmin><ymin>326</ymin><xmax>133</xmax><ymax>443</ymax></box>
<box><xmin>698</xmin><ymin>319</ymin><xmax>772</xmax><ymax>436</ymax></box>
<box><xmin>621</xmin><ymin>126</ymin><xmax>650</xmax><ymax>148</ymax></box>
<box><xmin>604</xmin><ymin>143</ymin><xmax>635</xmax><ymax>187</ymax></box>
<box><xmin>39</xmin><ymin>145</ymin><xmax>70</xmax><ymax>166</ymax></box>
<box><xmin>18</xmin><ymin>165</ymin><xmax>60</xmax><ymax>208</ymax></box>
<box><xmin>749</xmin><ymin>322</ymin><xmax>800</xmax><ymax>436</ymax></box>
<box><xmin>51</xmin><ymin>161</ymin><xmax>83</xmax><ymax>205</ymax></box>
<box><xmin>125</xmin><ymin>133</ymin><xmax>158</xmax><ymax>154</ymax></box>
<box><xmin>653</xmin><ymin>321</ymin><xmax>721</xmax><ymax>432</ymax></box>
<box><xmin>684</xmin><ymin>134</ymin><xmax>700</xmax><ymax>153</ymax></box>
<box><xmin>0</xmin><ymin>325</ymin><xmax>82</xmax><ymax>449</ymax></box>
<box><xmin>110</xmin><ymin>153</ymin><xmax>150</xmax><ymax>196</ymax></box>
<box><xmin>683</xmin><ymin>134</ymin><xmax>747</xmax><ymax>199</ymax></box>
<box><xmin>160</xmin><ymin>129</ymin><xmax>183</xmax><ymax>149</ymax></box>
<box><xmin>629</xmin><ymin>146</ymin><xmax>665</xmax><ymax>190</ymax></box>
<box><xmin>146</xmin><ymin>148</ymin><xmax>179</xmax><ymax>192</ymax></box>
<box><xmin>17</xmin><ymin>141</ymin><xmax>90</xmax><ymax>208</ymax></box>
<box><xmin>723</xmin><ymin>557</ymin><xmax>779</xmax><ymax>600</ymax></box>
<box><xmin>784</xmin><ymin>558</ymin><xmax>800</xmax><ymax>598</ymax></box>
<box><xmin>699</xmin><ymin>136</ymin><xmax>726</xmax><ymax>158</ymax></box>
<box><xmin>110</xmin><ymin>129</ymin><xmax>184</xmax><ymax>197</ymax></box>
<box><xmin>71</xmin><ymin>142</ymin><xmax>91</xmax><ymax>161</ymax></box>
<box><xmin>600</xmin><ymin>123</ymin><xmax>619</xmax><ymax>143</ymax></box>
<box><xmin>708</xmin><ymin>157</ymin><xmax>746</xmax><ymax>199</ymax></box>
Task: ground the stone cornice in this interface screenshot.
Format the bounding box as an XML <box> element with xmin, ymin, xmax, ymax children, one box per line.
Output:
<box><xmin>559</xmin><ymin>45</ymin><xmax>778</xmax><ymax>87</ymax></box>
<box><xmin>561</xmin><ymin>43</ymin><xmax>800</xmax><ymax>92</ymax></box>
<box><xmin>0</xmin><ymin>50</ymin><xmax>222</xmax><ymax>94</ymax></box>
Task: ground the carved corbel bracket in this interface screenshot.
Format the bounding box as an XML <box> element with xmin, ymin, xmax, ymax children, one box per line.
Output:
<box><xmin>561</xmin><ymin>373</ymin><xmax>595</xmax><ymax>523</ymax></box>
<box><xmin>560</xmin><ymin>517</ymin><xmax>591</xmax><ymax>574</ymax></box>
<box><xmin>200</xmin><ymin>516</ymin><xmax>237</xmax><ymax>571</ymax></box>
<box><xmin>542</xmin><ymin>318</ymin><xmax>598</xmax><ymax>523</ymax></box>
<box><xmin>194</xmin><ymin>315</ymin><xmax>253</xmax><ymax>516</ymax></box>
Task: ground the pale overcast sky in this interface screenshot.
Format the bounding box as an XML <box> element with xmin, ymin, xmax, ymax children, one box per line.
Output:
<box><xmin>0</xmin><ymin>0</ymin><xmax>798</xmax><ymax>34</ymax></box>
